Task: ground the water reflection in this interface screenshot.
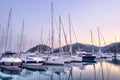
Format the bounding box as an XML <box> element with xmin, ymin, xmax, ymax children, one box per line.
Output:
<box><xmin>0</xmin><ymin>59</ymin><xmax>120</xmax><ymax>80</ymax></box>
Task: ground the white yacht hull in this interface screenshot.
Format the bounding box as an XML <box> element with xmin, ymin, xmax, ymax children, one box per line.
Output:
<box><xmin>70</xmin><ymin>56</ymin><xmax>82</xmax><ymax>62</ymax></box>
<box><xmin>44</xmin><ymin>56</ymin><xmax>64</xmax><ymax>66</ymax></box>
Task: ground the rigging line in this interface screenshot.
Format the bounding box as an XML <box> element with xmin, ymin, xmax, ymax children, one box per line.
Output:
<box><xmin>99</xmin><ymin>31</ymin><xmax>106</xmax><ymax>45</ymax></box>
<box><xmin>60</xmin><ymin>16</ymin><xmax>70</xmax><ymax>55</ymax></box>
<box><xmin>93</xmin><ymin>37</ymin><xmax>97</xmax><ymax>46</ymax></box>
<box><xmin>70</xmin><ymin>17</ymin><xmax>78</xmax><ymax>42</ymax></box>
<box><xmin>70</xmin><ymin>16</ymin><xmax>81</xmax><ymax>52</ymax></box>
<box><xmin>100</xmin><ymin>31</ymin><xmax>112</xmax><ymax>53</ymax></box>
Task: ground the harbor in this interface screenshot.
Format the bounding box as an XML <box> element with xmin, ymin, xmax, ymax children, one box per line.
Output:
<box><xmin>1</xmin><ymin>0</ymin><xmax>120</xmax><ymax>80</ymax></box>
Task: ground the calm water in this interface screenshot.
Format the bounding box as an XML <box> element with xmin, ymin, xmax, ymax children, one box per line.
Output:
<box><xmin>0</xmin><ymin>59</ymin><xmax>120</xmax><ymax>80</ymax></box>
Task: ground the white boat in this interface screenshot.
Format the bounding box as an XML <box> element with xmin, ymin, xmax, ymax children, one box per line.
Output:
<box><xmin>21</xmin><ymin>53</ymin><xmax>45</xmax><ymax>66</ymax></box>
<box><xmin>62</xmin><ymin>55</ymin><xmax>71</xmax><ymax>63</ymax></box>
<box><xmin>0</xmin><ymin>51</ymin><xmax>22</xmax><ymax>67</ymax></box>
<box><xmin>76</xmin><ymin>50</ymin><xmax>96</xmax><ymax>62</ymax></box>
<box><xmin>70</xmin><ymin>55</ymin><xmax>82</xmax><ymax>62</ymax></box>
<box><xmin>44</xmin><ymin>55</ymin><xmax>65</xmax><ymax>66</ymax></box>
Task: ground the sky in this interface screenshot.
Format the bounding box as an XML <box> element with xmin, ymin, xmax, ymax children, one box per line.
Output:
<box><xmin>0</xmin><ymin>0</ymin><xmax>120</xmax><ymax>51</ymax></box>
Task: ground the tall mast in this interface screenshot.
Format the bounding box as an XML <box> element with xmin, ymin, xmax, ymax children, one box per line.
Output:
<box><xmin>59</xmin><ymin>16</ymin><xmax>61</xmax><ymax>53</ymax></box>
<box><xmin>5</xmin><ymin>7</ymin><xmax>12</xmax><ymax>51</ymax></box>
<box><xmin>51</xmin><ymin>2</ymin><xmax>54</xmax><ymax>53</ymax></box>
<box><xmin>97</xmin><ymin>27</ymin><xmax>101</xmax><ymax>53</ymax></box>
<box><xmin>90</xmin><ymin>29</ymin><xmax>94</xmax><ymax>53</ymax></box>
<box><xmin>69</xmin><ymin>14</ymin><xmax>72</xmax><ymax>55</ymax></box>
<box><xmin>20</xmin><ymin>19</ymin><xmax>24</xmax><ymax>53</ymax></box>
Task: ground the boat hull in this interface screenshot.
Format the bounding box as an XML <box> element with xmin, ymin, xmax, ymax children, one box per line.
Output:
<box><xmin>82</xmin><ymin>56</ymin><xmax>96</xmax><ymax>62</ymax></box>
<box><xmin>0</xmin><ymin>62</ymin><xmax>21</xmax><ymax>66</ymax></box>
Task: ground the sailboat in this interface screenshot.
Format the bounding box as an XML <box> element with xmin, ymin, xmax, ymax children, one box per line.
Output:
<box><xmin>58</xmin><ymin>15</ymin><xmax>71</xmax><ymax>63</ymax></box>
<box><xmin>20</xmin><ymin>20</ymin><xmax>45</xmax><ymax>67</ymax></box>
<box><xmin>74</xmin><ymin>29</ymin><xmax>96</xmax><ymax>62</ymax></box>
<box><xmin>67</xmin><ymin>14</ymin><xmax>82</xmax><ymax>62</ymax></box>
<box><xmin>0</xmin><ymin>7</ymin><xmax>22</xmax><ymax>68</ymax></box>
<box><xmin>44</xmin><ymin>2</ymin><xmax>65</xmax><ymax>66</ymax></box>
<box><xmin>97</xmin><ymin>27</ymin><xmax>112</xmax><ymax>58</ymax></box>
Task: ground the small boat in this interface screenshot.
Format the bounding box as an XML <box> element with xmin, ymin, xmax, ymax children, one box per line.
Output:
<box><xmin>76</xmin><ymin>51</ymin><xmax>96</xmax><ymax>62</ymax></box>
<box><xmin>62</xmin><ymin>55</ymin><xmax>71</xmax><ymax>63</ymax></box>
<box><xmin>80</xmin><ymin>53</ymin><xmax>96</xmax><ymax>62</ymax></box>
<box><xmin>21</xmin><ymin>53</ymin><xmax>45</xmax><ymax>67</ymax></box>
<box><xmin>70</xmin><ymin>55</ymin><xmax>82</xmax><ymax>62</ymax></box>
<box><xmin>44</xmin><ymin>55</ymin><xmax>64</xmax><ymax>66</ymax></box>
<box><xmin>0</xmin><ymin>51</ymin><xmax>22</xmax><ymax>66</ymax></box>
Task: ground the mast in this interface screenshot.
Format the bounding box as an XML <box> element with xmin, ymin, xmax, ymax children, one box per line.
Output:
<box><xmin>69</xmin><ymin>14</ymin><xmax>72</xmax><ymax>55</ymax></box>
<box><xmin>97</xmin><ymin>27</ymin><xmax>101</xmax><ymax>54</ymax></box>
<box><xmin>59</xmin><ymin>16</ymin><xmax>61</xmax><ymax>53</ymax></box>
<box><xmin>90</xmin><ymin>29</ymin><xmax>94</xmax><ymax>53</ymax></box>
<box><xmin>51</xmin><ymin>2</ymin><xmax>54</xmax><ymax>54</ymax></box>
<box><xmin>20</xmin><ymin>19</ymin><xmax>24</xmax><ymax>53</ymax></box>
<box><xmin>4</xmin><ymin>7</ymin><xmax>12</xmax><ymax>51</ymax></box>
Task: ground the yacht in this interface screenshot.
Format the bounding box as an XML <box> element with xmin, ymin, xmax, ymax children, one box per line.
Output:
<box><xmin>43</xmin><ymin>55</ymin><xmax>65</xmax><ymax>66</ymax></box>
<box><xmin>76</xmin><ymin>50</ymin><xmax>96</xmax><ymax>62</ymax></box>
<box><xmin>0</xmin><ymin>51</ymin><xmax>22</xmax><ymax>66</ymax></box>
<box><xmin>21</xmin><ymin>53</ymin><xmax>45</xmax><ymax>66</ymax></box>
<box><xmin>70</xmin><ymin>55</ymin><xmax>82</xmax><ymax>62</ymax></box>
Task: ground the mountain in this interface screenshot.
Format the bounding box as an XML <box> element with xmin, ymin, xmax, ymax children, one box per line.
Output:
<box><xmin>62</xmin><ymin>42</ymin><xmax>99</xmax><ymax>53</ymax></box>
<box><xmin>27</xmin><ymin>44</ymin><xmax>51</xmax><ymax>53</ymax></box>
<box><xmin>27</xmin><ymin>42</ymin><xmax>120</xmax><ymax>53</ymax></box>
<box><xmin>69</xmin><ymin>42</ymin><xmax>120</xmax><ymax>53</ymax></box>
<box><xmin>102</xmin><ymin>42</ymin><xmax>120</xmax><ymax>53</ymax></box>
